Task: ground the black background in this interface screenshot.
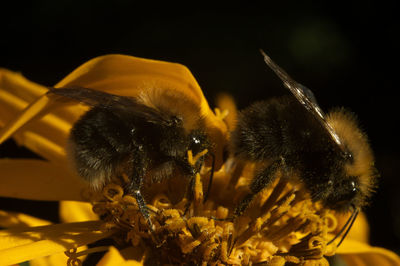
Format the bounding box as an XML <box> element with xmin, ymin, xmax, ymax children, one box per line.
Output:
<box><xmin>1</xmin><ymin>1</ymin><xmax>399</xmax><ymax>256</ymax></box>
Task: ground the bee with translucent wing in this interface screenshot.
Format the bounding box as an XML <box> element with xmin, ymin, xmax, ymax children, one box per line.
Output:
<box><xmin>231</xmin><ymin>50</ymin><xmax>377</xmax><ymax>244</ymax></box>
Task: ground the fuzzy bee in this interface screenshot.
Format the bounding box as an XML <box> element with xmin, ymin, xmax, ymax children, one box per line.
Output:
<box><xmin>231</xmin><ymin>51</ymin><xmax>377</xmax><ymax>243</ymax></box>
<box><xmin>48</xmin><ymin>85</ymin><xmax>227</xmax><ymax>228</ymax></box>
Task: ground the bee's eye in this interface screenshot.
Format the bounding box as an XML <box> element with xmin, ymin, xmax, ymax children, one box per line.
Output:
<box><xmin>188</xmin><ymin>132</ymin><xmax>208</xmax><ymax>156</ymax></box>
<box><xmin>339</xmin><ymin>178</ymin><xmax>359</xmax><ymax>202</ymax></box>
<box><xmin>350</xmin><ymin>181</ymin><xmax>357</xmax><ymax>192</ymax></box>
<box><xmin>343</xmin><ymin>151</ymin><xmax>354</xmax><ymax>162</ymax></box>
<box><xmin>324</xmin><ymin>176</ymin><xmax>360</xmax><ymax>211</ymax></box>
<box><xmin>190</xmin><ymin>136</ymin><xmax>203</xmax><ymax>155</ymax></box>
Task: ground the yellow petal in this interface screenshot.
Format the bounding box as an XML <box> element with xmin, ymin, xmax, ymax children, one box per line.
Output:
<box><xmin>30</xmin><ymin>253</ymin><xmax>71</xmax><ymax>266</ymax></box>
<box><xmin>0</xmin><ymin>69</ymin><xmax>83</xmax><ymax>164</ymax></box>
<box><xmin>0</xmin><ymin>210</ymin><xmax>70</xmax><ymax>266</ymax></box>
<box><xmin>0</xmin><ymin>239</ymin><xmax>72</xmax><ymax>265</ymax></box>
<box><xmin>0</xmin><ymin>201</ymin><xmax>95</xmax><ymax>266</ymax></box>
<box><xmin>59</xmin><ymin>201</ymin><xmax>98</xmax><ymax>223</ymax></box>
<box><xmin>0</xmin><ymin>210</ymin><xmax>51</xmax><ymax>228</ymax></box>
<box><xmin>337</xmin><ymin>238</ymin><xmax>400</xmax><ymax>266</ymax></box>
<box><xmin>334</xmin><ymin>212</ymin><xmax>369</xmax><ymax>244</ymax></box>
<box><xmin>55</xmin><ymin>55</ymin><xmax>204</xmax><ymax>104</ymax></box>
<box><xmin>0</xmin><ymin>95</ymin><xmax>76</xmax><ymax>165</ymax></box>
<box><xmin>0</xmin><ymin>94</ymin><xmax>51</xmax><ymax>144</ymax></box>
<box><xmin>335</xmin><ymin>212</ymin><xmax>400</xmax><ymax>265</ymax></box>
<box><xmin>0</xmin><ymin>221</ymin><xmax>113</xmax><ymax>265</ymax></box>
<box><xmin>348</xmin><ymin>212</ymin><xmax>369</xmax><ymax>243</ymax></box>
<box><xmin>97</xmin><ymin>246</ymin><xmax>143</xmax><ymax>266</ymax></box>
<box><xmin>0</xmin><ymin>68</ymin><xmax>47</xmax><ymax>97</ymax></box>
<box><xmin>0</xmin><ymin>159</ymin><xmax>88</xmax><ymax>201</ymax></box>
<box><xmin>0</xmin><ymin>69</ymin><xmax>48</xmax><ymax>123</ymax></box>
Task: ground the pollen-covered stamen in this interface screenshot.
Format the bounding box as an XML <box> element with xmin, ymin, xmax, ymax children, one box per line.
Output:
<box><xmin>279</xmin><ymin>234</ymin><xmax>325</xmax><ymax>260</ymax></box>
<box><xmin>187</xmin><ymin>149</ymin><xmax>208</xmax><ymax>166</ymax></box>
<box><xmin>235</xmin><ymin>191</ymin><xmax>295</xmax><ymax>247</ymax></box>
<box><xmin>259</xmin><ymin>178</ymin><xmax>290</xmax><ymax>214</ymax></box>
<box><xmin>214</xmin><ymin>107</ymin><xmax>229</xmax><ymax>121</ymax></box>
<box><xmin>186</xmin><ymin>149</ymin><xmax>209</xmax><ymax>213</ymax></box>
<box><xmin>87</xmin><ymin>153</ymin><xmax>340</xmax><ymax>265</ymax></box>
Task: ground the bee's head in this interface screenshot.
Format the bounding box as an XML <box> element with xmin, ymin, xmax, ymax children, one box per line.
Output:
<box><xmin>323</xmin><ymin>173</ymin><xmax>360</xmax><ymax>212</ymax></box>
<box><xmin>325</xmin><ymin>108</ymin><xmax>378</xmax><ymax>211</ymax></box>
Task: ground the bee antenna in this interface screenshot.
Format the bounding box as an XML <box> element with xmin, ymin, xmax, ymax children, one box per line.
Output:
<box><xmin>203</xmin><ymin>152</ymin><xmax>215</xmax><ymax>203</ymax></box>
<box><xmin>327</xmin><ymin>206</ymin><xmax>359</xmax><ymax>247</ymax></box>
<box><xmin>336</xmin><ymin>208</ymin><xmax>359</xmax><ymax>247</ymax></box>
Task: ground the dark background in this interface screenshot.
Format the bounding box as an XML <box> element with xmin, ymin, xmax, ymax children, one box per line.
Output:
<box><xmin>1</xmin><ymin>1</ymin><xmax>399</xmax><ymax>256</ymax></box>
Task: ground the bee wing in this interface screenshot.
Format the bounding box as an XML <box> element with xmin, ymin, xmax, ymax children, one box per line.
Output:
<box><xmin>48</xmin><ymin>86</ymin><xmax>133</xmax><ymax>106</ymax></box>
<box><xmin>48</xmin><ymin>87</ymin><xmax>173</xmax><ymax>126</ymax></box>
<box><xmin>260</xmin><ymin>50</ymin><xmax>345</xmax><ymax>149</ymax></box>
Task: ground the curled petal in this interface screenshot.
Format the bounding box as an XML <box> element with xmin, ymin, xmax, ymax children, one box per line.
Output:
<box><xmin>55</xmin><ymin>55</ymin><xmax>205</xmax><ymax>105</ymax></box>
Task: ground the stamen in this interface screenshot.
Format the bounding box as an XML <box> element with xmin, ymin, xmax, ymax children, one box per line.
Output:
<box><xmin>193</xmin><ymin>149</ymin><xmax>208</xmax><ymax>164</ymax></box>
<box><xmin>194</xmin><ymin>173</ymin><xmax>204</xmax><ymax>207</ymax></box>
<box><xmin>86</xmin><ymin>155</ymin><xmax>340</xmax><ymax>264</ymax></box>
<box><xmin>214</xmin><ymin>107</ymin><xmax>229</xmax><ymax>121</ymax></box>
<box><xmin>187</xmin><ymin>150</ymin><xmax>194</xmax><ymax>166</ymax></box>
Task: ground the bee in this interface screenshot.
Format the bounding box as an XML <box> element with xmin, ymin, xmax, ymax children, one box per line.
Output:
<box><xmin>47</xmin><ymin>86</ymin><xmax>226</xmax><ymax>228</ymax></box>
<box><xmin>231</xmin><ymin>51</ymin><xmax>377</xmax><ymax>242</ymax></box>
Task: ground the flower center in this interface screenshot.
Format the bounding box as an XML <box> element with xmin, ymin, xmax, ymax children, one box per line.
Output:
<box><xmin>88</xmin><ymin>152</ymin><xmax>338</xmax><ymax>265</ymax></box>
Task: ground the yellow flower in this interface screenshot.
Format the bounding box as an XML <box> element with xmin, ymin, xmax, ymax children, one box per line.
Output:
<box><xmin>1</xmin><ymin>55</ymin><xmax>399</xmax><ymax>265</ymax></box>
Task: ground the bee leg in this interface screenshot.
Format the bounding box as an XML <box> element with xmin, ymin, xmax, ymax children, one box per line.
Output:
<box><xmin>183</xmin><ymin>175</ymin><xmax>196</xmax><ymax>216</ymax></box>
<box><xmin>129</xmin><ymin>181</ymin><xmax>162</xmax><ymax>245</ymax></box>
<box><xmin>125</xmin><ymin>151</ymin><xmax>154</xmax><ymax>231</ymax></box>
<box><xmin>203</xmin><ymin>152</ymin><xmax>215</xmax><ymax>203</ymax></box>
<box><xmin>234</xmin><ymin>160</ymin><xmax>281</xmax><ymax>217</ymax></box>
<box><xmin>174</xmin><ymin>158</ymin><xmax>198</xmax><ymax>215</ymax></box>
<box><xmin>129</xmin><ymin>187</ymin><xmax>153</xmax><ymax>228</ymax></box>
